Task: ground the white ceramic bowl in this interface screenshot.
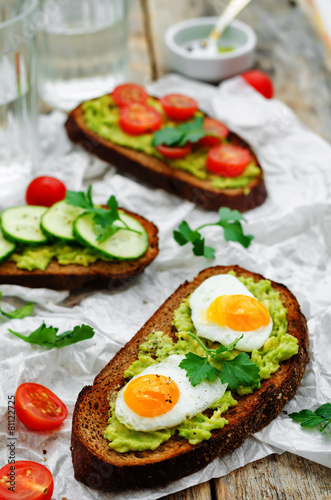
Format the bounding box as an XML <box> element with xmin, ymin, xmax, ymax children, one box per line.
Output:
<box><xmin>165</xmin><ymin>17</ymin><xmax>257</xmax><ymax>82</ymax></box>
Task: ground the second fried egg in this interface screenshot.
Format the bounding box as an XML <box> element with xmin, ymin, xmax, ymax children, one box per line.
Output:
<box><xmin>189</xmin><ymin>274</ymin><xmax>273</xmax><ymax>351</ymax></box>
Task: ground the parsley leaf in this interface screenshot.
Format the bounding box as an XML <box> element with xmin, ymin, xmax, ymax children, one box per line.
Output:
<box><xmin>65</xmin><ymin>186</ymin><xmax>141</xmax><ymax>243</ymax></box>
<box><xmin>9</xmin><ymin>322</ymin><xmax>95</xmax><ymax>348</ymax></box>
<box><xmin>65</xmin><ymin>187</ymin><xmax>94</xmax><ymax>209</ymax></box>
<box><xmin>179</xmin><ymin>352</ymin><xmax>219</xmax><ymax>387</ymax></box>
<box><xmin>289</xmin><ymin>403</ymin><xmax>331</xmax><ymax>432</ymax></box>
<box><xmin>152</xmin><ymin>116</ymin><xmax>206</xmax><ymax>147</ymax></box>
<box><xmin>220</xmin><ymin>353</ymin><xmax>261</xmax><ymax>391</ymax></box>
<box><xmin>179</xmin><ymin>332</ymin><xmax>261</xmax><ymax>391</ymax></box>
<box><xmin>174</xmin><ymin>207</ymin><xmax>253</xmax><ymax>258</ymax></box>
<box><xmin>0</xmin><ymin>292</ymin><xmax>34</xmax><ymax>319</ymax></box>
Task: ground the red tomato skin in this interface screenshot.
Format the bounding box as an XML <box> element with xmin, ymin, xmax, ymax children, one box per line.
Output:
<box><xmin>156</xmin><ymin>143</ymin><xmax>192</xmax><ymax>159</ymax></box>
<box><xmin>198</xmin><ymin>118</ymin><xmax>229</xmax><ymax>147</ymax></box>
<box><xmin>0</xmin><ymin>461</ymin><xmax>54</xmax><ymax>500</ymax></box>
<box><xmin>241</xmin><ymin>70</ymin><xmax>274</xmax><ymax>99</ymax></box>
<box><xmin>112</xmin><ymin>83</ymin><xmax>148</xmax><ymax>107</ymax></box>
<box><xmin>26</xmin><ymin>177</ymin><xmax>66</xmax><ymax>207</ymax></box>
<box><xmin>160</xmin><ymin>94</ymin><xmax>198</xmax><ymax>120</ymax></box>
<box><xmin>206</xmin><ymin>144</ymin><xmax>252</xmax><ymax>177</ymax></box>
<box><xmin>119</xmin><ymin>103</ymin><xmax>162</xmax><ymax>136</ymax></box>
<box><xmin>15</xmin><ymin>383</ymin><xmax>68</xmax><ymax>431</ymax></box>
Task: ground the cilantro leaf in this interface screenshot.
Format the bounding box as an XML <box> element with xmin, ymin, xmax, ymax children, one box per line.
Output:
<box><xmin>179</xmin><ymin>352</ymin><xmax>220</xmax><ymax>386</ymax></box>
<box><xmin>9</xmin><ymin>322</ymin><xmax>58</xmax><ymax>347</ymax></box>
<box><xmin>54</xmin><ymin>324</ymin><xmax>95</xmax><ymax>348</ymax></box>
<box><xmin>173</xmin><ymin>222</ymin><xmax>215</xmax><ymax>258</ymax></box>
<box><xmin>315</xmin><ymin>403</ymin><xmax>331</xmax><ymax>420</ymax></box>
<box><xmin>0</xmin><ymin>292</ymin><xmax>34</xmax><ymax>319</ymax></box>
<box><xmin>9</xmin><ymin>322</ymin><xmax>95</xmax><ymax>348</ymax></box>
<box><xmin>289</xmin><ymin>403</ymin><xmax>331</xmax><ymax>432</ymax></box>
<box><xmin>174</xmin><ymin>207</ymin><xmax>253</xmax><ymax>258</ymax></box>
<box><xmin>220</xmin><ymin>353</ymin><xmax>261</xmax><ymax>391</ymax></box>
<box><xmin>152</xmin><ymin>127</ymin><xmax>184</xmax><ymax>147</ymax></box>
<box><xmin>173</xmin><ymin>221</ymin><xmax>195</xmax><ymax>246</ymax></box>
<box><xmin>65</xmin><ymin>187</ymin><xmax>94</xmax><ymax>209</ymax></box>
<box><xmin>216</xmin><ymin>208</ymin><xmax>253</xmax><ymax>249</ymax></box>
<box><xmin>153</xmin><ymin>116</ymin><xmax>206</xmax><ymax>147</ymax></box>
<box><xmin>214</xmin><ymin>335</ymin><xmax>243</xmax><ymax>357</ymax></box>
<box><xmin>289</xmin><ymin>409</ymin><xmax>326</xmax><ymax>428</ymax></box>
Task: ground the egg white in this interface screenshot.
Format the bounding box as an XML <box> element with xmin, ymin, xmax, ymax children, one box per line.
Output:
<box><xmin>189</xmin><ymin>274</ymin><xmax>273</xmax><ymax>352</ymax></box>
<box><xmin>115</xmin><ymin>354</ymin><xmax>227</xmax><ymax>432</ymax></box>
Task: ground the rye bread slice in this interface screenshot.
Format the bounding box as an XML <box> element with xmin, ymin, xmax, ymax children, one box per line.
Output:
<box><xmin>0</xmin><ymin>209</ymin><xmax>158</xmax><ymax>290</ymax></box>
<box><xmin>65</xmin><ymin>105</ymin><xmax>267</xmax><ymax>212</ymax></box>
<box><xmin>71</xmin><ymin>265</ymin><xmax>309</xmax><ymax>491</ymax></box>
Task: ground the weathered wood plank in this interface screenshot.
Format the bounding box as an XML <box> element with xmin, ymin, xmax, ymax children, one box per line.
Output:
<box><xmin>214</xmin><ymin>452</ymin><xmax>331</xmax><ymax>500</ymax></box>
<box><xmin>128</xmin><ymin>0</ymin><xmax>153</xmax><ymax>85</ymax></box>
<box><xmin>142</xmin><ymin>0</ymin><xmax>209</xmax><ymax>78</ymax></box>
<box><xmin>142</xmin><ymin>0</ymin><xmax>331</xmax><ymax>141</ymax></box>
<box><xmin>205</xmin><ymin>0</ymin><xmax>331</xmax><ymax>141</ymax></box>
<box><xmin>162</xmin><ymin>480</ymin><xmax>212</xmax><ymax>500</ymax></box>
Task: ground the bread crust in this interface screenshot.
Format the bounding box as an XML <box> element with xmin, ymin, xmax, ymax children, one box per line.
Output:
<box><xmin>71</xmin><ymin>265</ymin><xmax>309</xmax><ymax>491</ymax></box>
<box><xmin>65</xmin><ymin>105</ymin><xmax>267</xmax><ymax>212</ymax></box>
<box><xmin>0</xmin><ymin>209</ymin><xmax>159</xmax><ymax>290</ymax></box>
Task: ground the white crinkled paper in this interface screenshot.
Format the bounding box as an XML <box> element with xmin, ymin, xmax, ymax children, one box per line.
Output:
<box><xmin>0</xmin><ymin>74</ymin><xmax>330</xmax><ymax>500</ymax></box>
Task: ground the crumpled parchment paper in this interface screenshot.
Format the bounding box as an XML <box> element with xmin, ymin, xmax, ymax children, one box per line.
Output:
<box><xmin>0</xmin><ymin>74</ymin><xmax>330</xmax><ymax>500</ymax></box>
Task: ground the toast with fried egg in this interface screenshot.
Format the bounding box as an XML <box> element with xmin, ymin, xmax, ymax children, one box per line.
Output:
<box><xmin>71</xmin><ymin>265</ymin><xmax>309</xmax><ymax>491</ymax></box>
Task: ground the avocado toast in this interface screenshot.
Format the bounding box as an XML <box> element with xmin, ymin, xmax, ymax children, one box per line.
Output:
<box><xmin>65</xmin><ymin>88</ymin><xmax>267</xmax><ymax>212</ymax></box>
<box><xmin>71</xmin><ymin>265</ymin><xmax>309</xmax><ymax>491</ymax></box>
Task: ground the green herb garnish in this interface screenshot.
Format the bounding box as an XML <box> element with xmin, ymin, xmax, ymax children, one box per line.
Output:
<box><xmin>152</xmin><ymin>116</ymin><xmax>207</xmax><ymax>147</ymax></box>
<box><xmin>0</xmin><ymin>292</ymin><xmax>33</xmax><ymax>319</ymax></box>
<box><xmin>289</xmin><ymin>403</ymin><xmax>331</xmax><ymax>432</ymax></box>
<box><xmin>65</xmin><ymin>186</ymin><xmax>141</xmax><ymax>243</ymax></box>
<box><xmin>179</xmin><ymin>332</ymin><xmax>261</xmax><ymax>391</ymax></box>
<box><xmin>9</xmin><ymin>322</ymin><xmax>95</xmax><ymax>348</ymax></box>
<box><xmin>174</xmin><ymin>207</ymin><xmax>253</xmax><ymax>258</ymax></box>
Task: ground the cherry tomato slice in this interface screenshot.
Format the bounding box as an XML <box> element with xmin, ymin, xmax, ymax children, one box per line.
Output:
<box><xmin>156</xmin><ymin>143</ymin><xmax>192</xmax><ymax>159</ymax></box>
<box><xmin>15</xmin><ymin>383</ymin><xmax>68</xmax><ymax>431</ymax></box>
<box><xmin>112</xmin><ymin>83</ymin><xmax>148</xmax><ymax>107</ymax></box>
<box><xmin>119</xmin><ymin>103</ymin><xmax>162</xmax><ymax>136</ymax></box>
<box><xmin>26</xmin><ymin>177</ymin><xmax>66</xmax><ymax>208</ymax></box>
<box><xmin>198</xmin><ymin>118</ymin><xmax>229</xmax><ymax>147</ymax></box>
<box><xmin>241</xmin><ymin>70</ymin><xmax>274</xmax><ymax>99</ymax></box>
<box><xmin>160</xmin><ymin>94</ymin><xmax>198</xmax><ymax>121</ymax></box>
<box><xmin>206</xmin><ymin>144</ymin><xmax>252</xmax><ymax>177</ymax></box>
<box><xmin>0</xmin><ymin>461</ymin><xmax>54</xmax><ymax>500</ymax></box>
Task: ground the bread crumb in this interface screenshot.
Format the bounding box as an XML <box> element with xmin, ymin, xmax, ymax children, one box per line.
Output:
<box><xmin>42</xmin><ymin>450</ymin><xmax>47</xmax><ymax>455</ymax></box>
<box><xmin>43</xmin><ymin>457</ymin><xmax>47</xmax><ymax>462</ymax></box>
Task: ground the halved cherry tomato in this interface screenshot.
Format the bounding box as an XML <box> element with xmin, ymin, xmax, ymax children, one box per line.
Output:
<box><xmin>206</xmin><ymin>144</ymin><xmax>252</xmax><ymax>177</ymax></box>
<box><xmin>0</xmin><ymin>461</ymin><xmax>54</xmax><ymax>500</ymax></box>
<box><xmin>241</xmin><ymin>70</ymin><xmax>274</xmax><ymax>99</ymax></box>
<box><xmin>112</xmin><ymin>83</ymin><xmax>148</xmax><ymax>107</ymax></box>
<box><xmin>198</xmin><ymin>118</ymin><xmax>229</xmax><ymax>147</ymax></box>
<box><xmin>26</xmin><ymin>176</ymin><xmax>66</xmax><ymax>207</ymax></box>
<box><xmin>15</xmin><ymin>383</ymin><xmax>68</xmax><ymax>431</ymax></box>
<box><xmin>119</xmin><ymin>103</ymin><xmax>162</xmax><ymax>136</ymax></box>
<box><xmin>160</xmin><ymin>94</ymin><xmax>198</xmax><ymax>121</ymax></box>
<box><xmin>156</xmin><ymin>143</ymin><xmax>192</xmax><ymax>159</ymax></box>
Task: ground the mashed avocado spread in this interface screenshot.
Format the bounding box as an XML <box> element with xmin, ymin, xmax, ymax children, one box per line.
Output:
<box><xmin>10</xmin><ymin>243</ymin><xmax>110</xmax><ymax>271</ymax></box>
<box><xmin>82</xmin><ymin>95</ymin><xmax>261</xmax><ymax>191</ymax></box>
<box><xmin>104</xmin><ymin>273</ymin><xmax>299</xmax><ymax>453</ymax></box>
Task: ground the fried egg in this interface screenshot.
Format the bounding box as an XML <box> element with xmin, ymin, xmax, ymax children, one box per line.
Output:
<box><xmin>115</xmin><ymin>354</ymin><xmax>227</xmax><ymax>432</ymax></box>
<box><xmin>189</xmin><ymin>274</ymin><xmax>273</xmax><ymax>352</ymax></box>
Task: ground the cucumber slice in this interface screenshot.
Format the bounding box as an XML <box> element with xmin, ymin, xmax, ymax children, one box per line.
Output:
<box><xmin>0</xmin><ymin>229</ymin><xmax>16</xmax><ymax>262</ymax></box>
<box><xmin>1</xmin><ymin>206</ymin><xmax>48</xmax><ymax>245</ymax></box>
<box><xmin>73</xmin><ymin>211</ymin><xmax>149</xmax><ymax>260</ymax></box>
<box><xmin>41</xmin><ymin>201</ymin><xmax>85</xmax><ymax>242</ymax></box>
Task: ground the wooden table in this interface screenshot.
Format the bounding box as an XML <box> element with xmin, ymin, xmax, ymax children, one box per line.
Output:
<box><xmin>127</xmin><ymin>0</ymin><xmax>331</xmax><ymax>498</ymax></box>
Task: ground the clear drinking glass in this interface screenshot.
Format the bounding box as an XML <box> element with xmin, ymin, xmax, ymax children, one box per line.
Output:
<box><xmin>0</xmin><ymin>0</ymin><xmax>39</xmax><ymax>176</ymax></box>
<box><xmin>38</xmin><ymin>0</ymin><xmax>130</xmax><ymax>111</ymax></box>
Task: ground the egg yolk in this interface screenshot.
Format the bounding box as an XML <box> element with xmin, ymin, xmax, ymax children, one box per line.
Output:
<box><xmin>206</xmin><ymin>294</ymin><xmax>270</xmax><ymax>332</ymax></box>
<box><xmin>124</xmin><ymin>374</ymin><xmax>180</xmax><ymax>418</ymax></box>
